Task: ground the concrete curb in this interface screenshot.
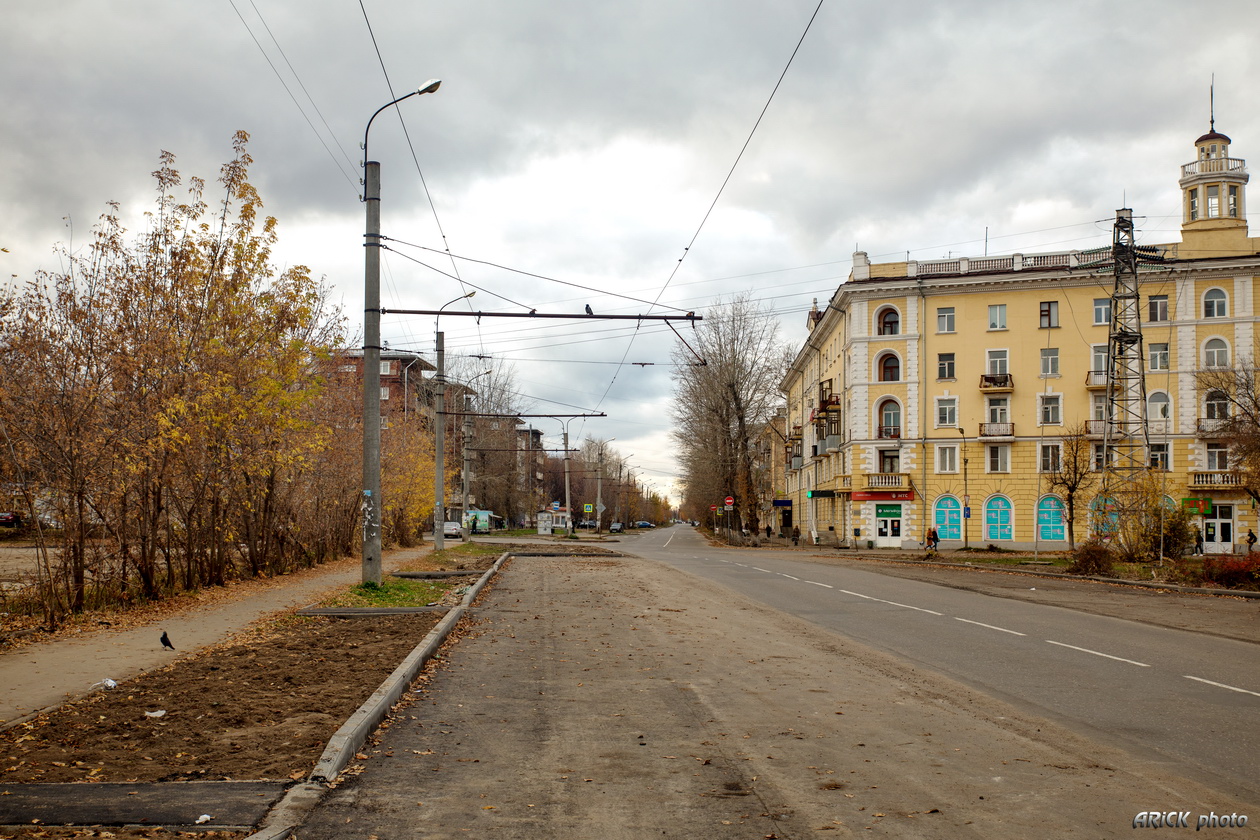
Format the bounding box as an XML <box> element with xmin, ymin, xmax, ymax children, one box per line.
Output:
<box><xmin>246</xmin><ymin>552</ymin><xmax>509</xmax><ymax>840</ymax></box>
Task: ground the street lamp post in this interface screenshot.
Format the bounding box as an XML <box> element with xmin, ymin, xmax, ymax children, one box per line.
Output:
<box><xmin>433</xmin><ymin>291</ymin><xmax>475</xmax><ymax>551</ymax></box>
<box><xmin>362</xmin><ymin>79</ymin><xmax>441</xmax><ymax>586</ymax></box>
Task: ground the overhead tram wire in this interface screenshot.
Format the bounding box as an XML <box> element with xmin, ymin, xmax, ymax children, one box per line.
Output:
<box><xmin>227</xmin><ymin>0</ymin><xmax>358</xmax><ymax>194</ymax></box>
<box><xmin>579</xmin><ymin>0</ymin><xmax>828</xmax><ymax>436</ymax></box>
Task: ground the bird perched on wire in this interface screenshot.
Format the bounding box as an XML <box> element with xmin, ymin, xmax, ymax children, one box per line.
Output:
<box><xmin>584</xmin><ymin>304</ymin><xmax>594</xmax><ymax>315</ymax></box>
<box><xmin>160</xmin><ymin>631</ymin><xmax>175</xmax><ymax>651</ymax></box>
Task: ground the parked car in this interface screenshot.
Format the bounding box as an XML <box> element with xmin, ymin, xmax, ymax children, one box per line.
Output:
<box><xmin>609</xmin><ymin>522</ymin><xmax>624</xmax><ymax>533</ymax></box>
<box><xmin>442</xmin><ymin>521</ymin><xmax>464</xmax><ymax>539</ymax></box>
<box><xmin>0</xmin><ymin>512</ymin><xmax>23</xmax><ymax>528</ymax></box>
<box><xmin>634</xmin><ymin>520</ymin><xmax>655</xmax><ymax>529</ymax></box>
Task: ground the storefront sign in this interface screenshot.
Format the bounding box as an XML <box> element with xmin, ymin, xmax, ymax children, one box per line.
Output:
<box><xmin>852</xmin><ymin>490</ymin><xmax>915</xmax><ymax>501</ymax></box>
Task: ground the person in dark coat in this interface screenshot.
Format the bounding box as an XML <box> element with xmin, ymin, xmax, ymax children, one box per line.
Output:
<box><xmin>791</xmin><ymin>525</ymin><xmax>800</xmax><ymax>546</ymax></box>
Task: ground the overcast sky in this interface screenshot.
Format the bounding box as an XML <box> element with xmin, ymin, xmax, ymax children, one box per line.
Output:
<box><xmin>4</xmin><ymin>1</ymin><xmax>1260</xmax><ymax>506</ymax></box>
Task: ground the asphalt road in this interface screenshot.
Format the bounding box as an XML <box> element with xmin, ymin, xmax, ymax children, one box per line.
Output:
<box><xmin>629</xmin><ymin>525</ymin><xmax>1260</xmax><ymax>802</ymax></box>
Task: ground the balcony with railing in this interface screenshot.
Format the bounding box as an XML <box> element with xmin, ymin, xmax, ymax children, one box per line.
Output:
<box><xmin>864</xmin><ymin>472</ymin><xmax>908</xmax><ymax>490</ymax></box>
<box><xmin>1084</xmin><ymin>370</ymin><xmax>1108</xmax><ymax>390</ymax></box>
<box><xmin>1086</xmin><ymin>420</ymin><xmax>1114</xmax><ymax>438</ymax></box>
<box><xmin>1181</xmin><ymin>157</ymin><xmax>1247</xmax><ymax>178</ymax></box>
<box><xmin>979</xmin><ymin>422</ymin><xmax>1014</xmax><ymax>437</ymax></box>
<box><xmin>978</xmin><ymin>373</ymin><xmax>1013</xmax><ymax>392</ymax></box>
<box><xmin>877</xmin><ymin>425</ymin><xmax>901</xmax><ymax>440</ymax></box>
<box><xmin>1189</xmin><ymin>471</ymin><xmax>1241</xmax><ymax>489</ymax></box>
<box><xmin>1197</xmin><ymin>417</ymin><xmax>1230</xmax><ymax>435</ymax></box>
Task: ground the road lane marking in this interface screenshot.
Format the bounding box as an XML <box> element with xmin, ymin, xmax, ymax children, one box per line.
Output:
<box><xmin>955</xmin><ymin>617</ymin><xmax>1026</xmax><ymax>636</ymax></box>
<box><xmin>1184</xmin><ymin>675</ymin><xmax>1260</xmax><ymax>698</ymax></box>
<box><xmin>753</xmin><ymin>567</ymin><xmax>772</xmax><ymax>573</ymax></box>
<box><xmin>840</xmin><ymin>589</ymin><xmax>943</xmax><ymax>615</ymax></box>
<box><xmin>805</xmin><ymin>580</ymin><xmax>833</xmax><ymax>588</ymax></box>
<box><xmin>1045</xmin><ymin>640</ymin><xmax>1149</xmax><ymax>667</ymax></box>
<box><xmin>780</xmin><ymin>574</ymin><xmax>800</xmax><ymax>580</ymax></box>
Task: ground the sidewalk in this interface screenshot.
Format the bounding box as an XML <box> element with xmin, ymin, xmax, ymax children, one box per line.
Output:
<box><xmin>294</xmin><ymin>554</ymin><xmax>1257</xmax><ymax>838</ymax></box>
<box><xmin>0</xmin><ymin>547</ymin><xmax>431</xmax><ymax>728</ymax></box>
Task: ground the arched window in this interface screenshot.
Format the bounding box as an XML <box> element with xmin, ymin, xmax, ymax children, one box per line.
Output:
<box><xmin>878</xmin><ymin>400</ymin><xmax>901</xmax><ymax>439</ymax></box>
<box><xmin>984</xmin><ymin>496</ymin><xmax>1012</xmax><ymax>541</ymax></box>
<box><xmin>1205</xmin><ymin>389</ymin><xmax>1230</xmax><ymax>420</ymax></box>
<box><xmin>1090</xmin><ymin>497</ymin><xmax>1118</xmax><ymax>537</ymax></box>
<box><xmin>1204</xmin><ymin>288</ymin><xmax>1228</xmax><ymax>318</ymax></box>
<box><xmin>877</xmin><ymin>308</ymin><xmax>900</xmax><ymax>336</ymax></box>
<box><xmin>934</xmin><ymin>496</ymin><xmax>961</xmax><ymax>541</ymax></box>
<box><xmin>1036</xmin><ymin>496</ymin><xmax>1065</xmax><ymax>542</ymax></box>
<box><xmin>878</xmin><ymin>353</ymin><xmax>900</xmax><ymax>382</ymax></box>
<box><xmin>1148</xmin><ymin>392</ymin><xmax>1170</xmax><ymax>419</ymax></box>
<box><xmin>1204</xmin><ymin>338</ymin><xmax>1229</xmax><ymax>368</ymax></box>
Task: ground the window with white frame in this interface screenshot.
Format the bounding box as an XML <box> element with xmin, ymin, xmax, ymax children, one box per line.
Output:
<box><xmin>380</xmin><ymin>386</ymin><xmax>391</xmax><ymax>400</ymax></box>
<box><xmin>1149</xmin><ymin>342</ymin><xmax>1169</xmax><ymax>371</ymax></box>
<box><xmin>987</xmin><ymin>349</ymin><xmax>1008</xmax><ymax>375</ymax></box>
<box><xmin>1149</xmin><ymin>443</ymin><xmax>1169</xmax><ymax>471</ymax></box>
<box><xmin>1039</xmin><ymin>394</ymin><xmax>1061</xmax><ymax>425</ymax></box>
<box><xmin>1207</xmin><ymin>184</ymin><xmax>1220</xmax><ymax>218</ymax></box>
<box><xmin>937</xmin><ymin>307</ymin><xmax>955</xmax><ymax>333</ymax></box>
<box><xmin>1092</xmin><ymin>393</ymin><xmax>1110</xmax><ymax>422</ymax></box>
<box><xmin>1148</xmin><ymin>295</ymin><xmax>1168</xmax><ymax>322</ymax></box>
<box><xmin>988</xmin><ymin>304</ymin><xmax>1006</xmax><ymax>330</ymax></box>
<box><xmin>380</xmin><ymin>360</ymin><xmax>393</xmax><ymax>375</ymax></box>
<box><xmin>1094</xmin><ymin>298</ymin><xmax>1111</xmax><ymax>325</ymax></box>
<box><xmin>1039</xmin><ymin>300</ymin><xmax>1059</xmax><ymax>328</ymax></box>
<box><xmin>1092</xmin><ymin>444</ymin><xmax>1114</xmax><ymax>471</ymax></box>
<box><xmin>936</xmin><ymin>397</ymin><xmax>957</xmax><ymax>427</ymax></box>
<box><xmin>1189</xmin><ymin>187</ymin><xmax>1199</xmax><ymax>220</ymax></box>
<box><xmin>1229</xmin><ymin>185</ymin><xmax>1239</xmax><ymax>217</ymax></box>
<box><xmin>987</xmin><ymin>397</ymin><xmax>1009</xmax><ymax>423</ymax></box>
<box><xmin>987</xmin><ymin>444</ymin><xmax>1010</xmax><ymax>473</ymax></box>
<box><xmin>1206</xmin><ymin>442</ymin><xmax>1229</xmax><ymax>471</ymax></box>
<box><xmin>1204</xmin><ymin>338</ymin><xmax>1229</xmax><ymax>368</ymax></box>
<box><xmin>1039</xmin><ymin>443</ymin><xmax>1061</xmax><ymax>473</ymax></box>
<box><xmin>1148</xmin><ymin>392</ymin><xmax>1170</xmax><ymax>420</ymax></box>
<box><xmin>1204</xmin><ymin>288</ymin><xmax>1228</xmax><ymax>318</ymax></box>
<box><xmin>936</xmin><ymin>444</ymin><xmax>958</xmax><ymax>473</ymax></box>
<box><xmin>1041</xmin><ymin>347</ymin><xmax>1059</xmax><ymax>377</ymax></box>
<box><xmin>1092</xmin><ymin>344</ymin><xmax>1109</xmax><ymax>375</ymax></box>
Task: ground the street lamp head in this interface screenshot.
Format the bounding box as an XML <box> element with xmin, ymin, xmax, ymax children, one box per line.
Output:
<box><xmin>418</xmin><ymin>79</ymin><xmax>442</xmax><ymax>95</ymax></box>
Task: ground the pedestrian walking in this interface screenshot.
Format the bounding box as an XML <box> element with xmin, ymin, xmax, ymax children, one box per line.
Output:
<box><xmin>791</xmin><ymin>525</ymin><xmax>800</xmax><ymax>546</ymax></box>
<box><xmin>765</xmin><ymin>524</ymin><xmax>773</xmax><ymax>540</ymax></box>
<box><xmin>1248</xmin><ymin>529</ymin><xmax>1257</xmax><ymax>551</ymax></box>
<box><xmin>1193</xmin><ymin>525</ymin><xmax>1204</xmax><ymax>556</ymax></box>
<box><xmin>927</xmin><ymin>526</ymin><xmax>939</xmax><ymax>551</ymax></box>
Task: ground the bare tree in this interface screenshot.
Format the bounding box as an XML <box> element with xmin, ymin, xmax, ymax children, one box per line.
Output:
<box><xmin>670</xmin><ymin>294</ymin><xmax>789</xmax><ymax>535</ymax></box>
<box><xmin>1043</xmin><ymin>421</ymin><xmax>1098</xmax><ymax>550</ymax></box>
<box><xmin>1198</xmin><ymin>358</ymin><xmax>1260</xmax><ymax>504</ymax></box>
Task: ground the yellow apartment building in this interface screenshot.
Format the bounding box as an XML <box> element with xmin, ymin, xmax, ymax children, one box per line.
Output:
<box><xmin>781</xmin><ymin>123</ymin><xmax>1260</xmax><ymax>552</ymax></box>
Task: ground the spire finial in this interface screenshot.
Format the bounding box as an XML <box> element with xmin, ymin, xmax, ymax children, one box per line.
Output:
<box><xmin>1210</xmin><ymin>74</ymin><xmax>1215</xmax><ymax>132</ymax></box>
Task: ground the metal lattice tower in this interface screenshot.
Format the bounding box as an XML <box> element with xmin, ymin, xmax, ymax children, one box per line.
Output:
<box><xmin>1099</xmin><ymin>208</ymin><xmax>1151</xmax><ymax>510</ymax></box>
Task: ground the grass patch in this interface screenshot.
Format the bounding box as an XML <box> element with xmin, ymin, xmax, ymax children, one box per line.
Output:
<box><xmin>320</xmin><ymin>577</ymin><xmax>455</xmax><ymax>609</ymax></box>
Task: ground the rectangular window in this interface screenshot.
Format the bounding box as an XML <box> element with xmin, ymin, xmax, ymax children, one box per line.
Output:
<box><xmin>1092</xmin><ymin>344</ymin><xmax>1109</xmax><ymax>375</ymax></box>
<box><xmin>937</xmin><ymin>307</ymin><xmax>955</xmax><ymax>333</ymax></box>
<box><xmin>987</xmin><ymin>397</ymin><xmax>1009</xmax><ymax>423</ymax></box>
<box><xmin>380</xmin><ymin>360</ymin><xmax>393</xmax><ymax>375</ymax></box>
<box><xmin>1207</xmin><ymin>443</ymin><xmax>1229</xmax><ymax>471</ymax></box>
<box><xmin>1148</xmin><ymin>295</ymin><xmax>1168</xmax><ymax>322</ymax></box>
<box><xmin>1149</xmin><ymin>443</ymin><xmax>1169</xmax><ymax>471</ymax></box>
<box><xmin>1149</xmin><ymin>342</ymin><xmax>1169</xmax><ymax>371</ymax></box>
<box><xmin>1229</xmin><ymin>185</ymin><xmax>1239</xmax><ymax>218</ymax></box>
<box><xmin>1039</xmin><ymin>301</ymin><xmax>1059</xmax><ymax>328</ymax></box>
<box><xmin>380</xmin><ymin>386</ymin><xmax>391</xmax><ymax>400</ymax></box>
<box><xmin>988</xmin><ymin>304</ymin><xmax>1006</xmax><ymax>330</ymax></box>
<box><xmin>937</xmin><ymin>444</ymin><xmax>957</xmax><ymax>473</ymax></box>
<box><xmin>1189</xmin><ymin>187</ymin><xmax>1199</xmax><ymax>220</ymax></box>
<box><xmin>1041</xmin><ymin>347</ymin><xmax>1059</xmax><ymax>377</ymax></box>
<box><xmin>937</xmin><ymin>352</ymin><xmax>955</xmax><ymax>380</ymax></box>
<box><xmin>936</xmin><ymin>397</ymin><xmax>957</xmax><ymax>427</ymax></box>
<box><xmin>1094</xmin><ymin>298</ymin><xmax>1111</xmax><ymax>325</ymax></box>
<box><xmin>987</xmin><ymin>444</ymin><xmax>1009</xmax><ymax>473</ymax></box>
<box><xmin>1207</xmin><ymin>185</ymin><xmax>1220</xmax><ymax>218</ymax></box>
<box><xmin>987</xmin><ymin>349</ymin><xmax>1008</xmax><ymax>375</ymax></box>
<box><xmin>1039</xmin><ymin>395</ymin><xmax>1061</xmax><ymax>425</ymax></box>
<box><xmin>339</xmin><ymin>364</ymin><xmax>357</xmax><ymax>373</ymax></box>
<box><xmin>1092</xmin><ymin>393</ymin><xmax>1110</xmax><ymax>422</ymax></box>
<box><xmin>1093</xmin><ymin>444</ymin><xmax>1111</xmax><ymax>471</ymax></box>
<box><xmin>1040</xmin><ymin>443</ymin><xmax>1061</xmax><ymax>473</ymax></box>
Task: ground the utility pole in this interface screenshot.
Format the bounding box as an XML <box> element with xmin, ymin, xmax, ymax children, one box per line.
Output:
<box><xmin>462</xmin><ymin>394</ymin><xmax>473</xmax><ymax>538</ymax></box>
<box><xmin>433</xmin><ymin>330</ymin><xmax>446</xmax><ymax>550</ymax></box>
<box><xmin>595</xmin><ymin>451</ymin><xmax>604</xmax><ymax>534</ymax></box>
<box><xmin>563</xmin><ymin>424</ymin><xmax>573</xmax><ymax>537</ymax></box>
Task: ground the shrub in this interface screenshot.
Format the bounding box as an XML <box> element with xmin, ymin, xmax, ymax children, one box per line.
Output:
<box><xmin>1069</xmin><ymin>538</ymin><xmax>1115</xmax><ymax>576</ymax></box>
<box><xmin>1201</xmin><ymin>553</ymin><xmax>1260</xmax><ymax>590</ymax></box>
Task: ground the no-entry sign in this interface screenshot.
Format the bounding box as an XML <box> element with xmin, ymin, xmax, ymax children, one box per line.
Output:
<box><xmin>724</xmin><ymin>496</ymin><xmax>734</xmax><ymax>506</ymax></box>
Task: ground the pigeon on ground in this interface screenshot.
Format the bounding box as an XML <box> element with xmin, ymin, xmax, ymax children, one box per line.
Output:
<box><xmin>160</xmin><ymin>631</ymin><xmax>175</xmax><ymax>651</ymax></box>
<box><xmin>584</xmin><ymin>304</ymin><xmax>594</xmax><ymax>315</ymax></box>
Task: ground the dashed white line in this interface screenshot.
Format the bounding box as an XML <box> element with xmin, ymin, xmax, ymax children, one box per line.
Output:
<box><xmin>780</xmin><ymin>574</ymin><xmax>800</xmax><ymax>581</ymax></box>
<box><xmin>1184</xmin><ymin>675</ymin><xmax>1260</xmax><ymax>698</ymax></box>
<box><xmin>955</xmin><ymin>617</ymin><xmax>1026</xmax><ymax>636</ymax></box>
<box><xmin>840</xmin><ymin>589</ymin><xmax>943</xmax><ymax>615</ymax></box>
<box><xmin>1045</xmin><ymin>640</ymin><xmax>1149</xmax><ymax>667</ymax></box>
<box><xmin>805</xmin><ymin>580</ymin><xmax>833</xmax><ymax>588</ymax></box>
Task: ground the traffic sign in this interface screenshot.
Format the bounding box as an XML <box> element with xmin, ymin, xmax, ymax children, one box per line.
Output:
<box><xmin>709</xmin><ymin>504</ymin><xmax>717</xmax><ymax>511</ymax></box>
<box><xmin>583</xmin><ymin>503</ymin><xmax>593</xmax><ymax>513</ymax></box>
<box><xmin>724</xmin><ymin>496</ymin><xmax>734</xmax><ymax>506</ymax></box>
